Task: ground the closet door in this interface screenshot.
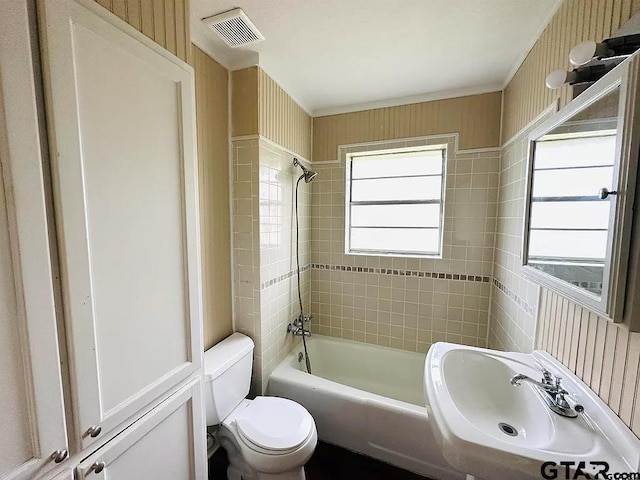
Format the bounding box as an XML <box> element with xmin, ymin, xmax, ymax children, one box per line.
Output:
<box><xmin>38</xmin><ymin>0</ymin><xmax>203</xmax><ymax>450</ymax></box>
<box><xmin>0</xmin><ymin>2</ymin><xmax>68</xmax><ymax>479</ymax></box>
<box><xmin>75</xmin><ymin>379</ymin><xmax>206</xmax><ymax>480</ymax></box>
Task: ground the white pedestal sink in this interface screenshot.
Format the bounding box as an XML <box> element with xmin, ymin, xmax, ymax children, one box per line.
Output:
<box><xmin>424</xmin><ymin>342</ymin><xmax>640</xmax><ymax>480</ymax></box>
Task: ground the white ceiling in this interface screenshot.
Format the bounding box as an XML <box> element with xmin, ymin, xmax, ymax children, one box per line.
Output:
<box><xmin>191</xmin><ymin>0</ymin><xmax>562</xmax><ymax>116</ymax></box>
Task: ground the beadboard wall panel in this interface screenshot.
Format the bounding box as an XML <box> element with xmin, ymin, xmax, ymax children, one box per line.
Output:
<box><xmin>192</xmin><ymin>45</ymin><xmax>233</xmax><ymax>349</ymax></box>
<box><xmin>93</xmin><ymin>0</ymin><xmax>189</xmax><ymax>62</ymax></box>
<box><xmin>312</xmin><ymin>92</ymin><xmax>502</xmax><ymax>161</ymax></box>
<box><xmin>502</xmin><ymin>0</ymin><xmax>640</xmax><ymax>143</ymax></box>
<box><xmin>231</xmin><ymin>67</ymin><xmax>259</xmax><ymax>137</ymax></box>
<box><xmin>258</xmin><ymin>69</ymin><xmax>312</xmax><ymax>160</ymax></box>
<box><xmin>537</xmin><ymin>289</ymin><xmax>640</xmax><ymax>437</ymax></box>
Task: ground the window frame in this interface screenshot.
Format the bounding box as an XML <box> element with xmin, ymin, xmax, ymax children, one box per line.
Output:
<box><xmin>344</xmin><ymin>144</ymin><xmax>447</xmax><ymax>258</ymax></box>
<box><xmin>527</xmin><ymin>130</ymin><xmax>617</xmax><ymax>264</ymax></box>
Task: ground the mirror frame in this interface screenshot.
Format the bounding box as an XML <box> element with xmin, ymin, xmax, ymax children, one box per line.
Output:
<box><xmin>521</xmin><ymin>52</ymin><xmax>640</xmax><ymax>322</ymax></box>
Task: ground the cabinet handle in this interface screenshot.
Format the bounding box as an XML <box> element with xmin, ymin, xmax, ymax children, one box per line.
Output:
<box><xmin>86</xmin><ymin>425</ymin><xmax>102</xmax><ymax>438</ymax></box>
<box><xmin>50</xmin><ymin>449</ymin><xmax>69</xmax><ymax>463</ymax></box>
<box><xmin>89</xmin><ymin>461</ymin><xmax>106</xmax><ymax>474</ymax></box>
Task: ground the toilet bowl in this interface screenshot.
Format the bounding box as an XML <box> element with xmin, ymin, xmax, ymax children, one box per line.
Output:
<box><xmin>217</xmin><ymin>398</ymin><xmax>317</xmax><ymax>480</ymax></box>
<box><xmin>204</xmin><ymin>333</ymin><xmax>317</xmax><ymax>479</ymax></box>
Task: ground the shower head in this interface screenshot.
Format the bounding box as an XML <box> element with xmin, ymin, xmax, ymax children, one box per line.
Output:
<box><xmin>293</xmin><ymin>157</ymin><xmax>317</xmax><ymax>183</ymax></box>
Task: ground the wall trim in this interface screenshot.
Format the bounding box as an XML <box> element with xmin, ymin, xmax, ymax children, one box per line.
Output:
<box><xmin>457</xmin><ymin>146</ymin><xmax>502</xmax><ymax>155</ymax></box>
<box><xmin>312</xmin><ymin>263</ymin><xmax>491</xmax><ymax>283</ymax></box>
<box><xmin>492</xmin><ymin>278</ymin><xmax>536</xmax><ymax>317</ymax></box>
<box><xmin>331</xmin><ymin>133</ymin><xmax>460</xmax><ymax>165</ymax></box>
<box><xmin>230</xmin><ymin>134</ymin><xmax>312</xmax><ymax>164</ymax></box>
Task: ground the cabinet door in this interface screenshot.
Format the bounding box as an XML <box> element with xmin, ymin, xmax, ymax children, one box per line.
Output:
<box><xmin>76</xmin><ymin>378</ymin><xmax>206</xmax><ymax>480</ymax></box>
<box><xmin>38</xmin><ymin>0</ymin><xmax>203</xmax><ymax>450</ymax></box>
<box><xmin>49</xmin><ymin>470</ymin><xmax>74</xmax><ymax>480</ymax></box>
<box><xmin>0</xmin><ymin>2</ymin><xmax>68</xmax><ymax>479</ymax></box>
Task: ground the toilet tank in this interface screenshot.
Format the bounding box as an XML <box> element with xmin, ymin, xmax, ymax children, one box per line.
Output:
<box><xmin>203</xmin><ymin>332</ymin><xmax>254</xmax><ymax>425</ymax></box>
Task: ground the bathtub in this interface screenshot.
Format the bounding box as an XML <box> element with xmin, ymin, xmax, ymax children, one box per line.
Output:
<box><xmin>268</xmin><ymin>335</ymin><xmax>465</xmax><ymax>480</ymax></box>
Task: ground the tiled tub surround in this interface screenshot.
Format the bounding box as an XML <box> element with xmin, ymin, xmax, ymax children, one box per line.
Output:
<box><xmin>310</xmin><ymin>135</ymin><xmax>499</xmax><ymax>353</ymax></box>
<box><xmin>232</xmin><ymin>137</ymin><xmax>311</xmax><ymax>393</ymax></box>
<box><xmin>488</xmin><ymin>115</ymin><xmax>549</xmax><ymax>354</ymax></box>
<box><xmin>258</xmin><ymin>140</ymin><xmax>311</xmax><ymax>388</ymax></box>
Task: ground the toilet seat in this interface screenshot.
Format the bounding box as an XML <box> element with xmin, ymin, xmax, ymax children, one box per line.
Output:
<box><xmin>235</xmin><ymin>397</ymin><xmax>314</xmax><ymax>453</ymax></box>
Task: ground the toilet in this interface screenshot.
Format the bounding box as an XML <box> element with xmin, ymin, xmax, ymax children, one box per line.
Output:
<box><xmin>204</xmin><ymin>332</ymin><xmax>317</xmax><ymax>480</ymax></box>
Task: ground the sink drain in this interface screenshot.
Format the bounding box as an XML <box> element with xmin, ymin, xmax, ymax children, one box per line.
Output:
<box><xmin>498</xmin><ymin>422</ymin><xmax>518</xmax><ymax>437</ymax></box>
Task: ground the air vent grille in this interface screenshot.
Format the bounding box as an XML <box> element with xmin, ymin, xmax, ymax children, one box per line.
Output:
<box><xmin>202</xmin><ymin>8</ymin><xmax>264</xmax><ymax>48</ymax></box>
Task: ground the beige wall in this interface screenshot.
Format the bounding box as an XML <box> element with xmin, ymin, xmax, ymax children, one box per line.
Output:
<box><xmin>502</xmin><ymin>0</ymin><xmax>640</xmax><ymax>143</ymax></box>
<box><xmin>312</xmin><ymin>92</ymin><xmax>502</xmax><ymax>162</ymax></box>
<box><xmin>232</xmin><ymin>67</ymin><xmax>259</xmax><ymax>137</ymax></box>
<box><xmin>231</xmin><ymin>67</ymin><xmax>313</xmax><ymax>160</ymax></box>
<box><xmin>493</xmin><ymin>0</ymin><xmax>640</xmax><ymax>437</ymax></box>
<box><xmin>258</xmin><ymin>70</ymin><xmax>312</xmax><ymax>160</ymax></box>
<box><xmin>93</xmin><ymin>0</ymin><xmax>190</xmax><ymax>63</ymax></box>
<box><xmin>192</xmin><ymin>46</ymin><xmax>233</xmax><ymax>350</ymax></box>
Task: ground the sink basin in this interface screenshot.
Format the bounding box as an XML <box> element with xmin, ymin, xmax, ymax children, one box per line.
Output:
<box><xmin>424</xmin><ymin>342</ymin><xmax>640</xmax><ymax>479</ymax></box>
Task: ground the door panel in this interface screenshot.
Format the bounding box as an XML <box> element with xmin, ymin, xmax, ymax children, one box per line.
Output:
<box><xmin>38</xmin><ymin>0</ymin><xmax>202</xmax><ymax>450</ymax></box>
<box><xmin>0</xmin><ymin>1</ymin><xmax>68</xmax><ymax>479</ymax></box>
<box><xmin>50</xmin><ymin>470</ymin><xmax>74</xmax><ymax>480</ymax></box>
<box><xmin>76</xmin><ymin>378</ymin><xmax>206</xmax><ymax>480</ymax></box>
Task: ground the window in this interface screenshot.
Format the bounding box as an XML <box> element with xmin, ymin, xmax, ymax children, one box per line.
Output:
<box><xmin>528</xmin><ymin>132</ymin><xmax>616</xmax><ymax>264</ymax></box>
<box><xmin>345</xmin><ymin>146</ymin><xmax>446</xmax><ymax>257</ymax></box>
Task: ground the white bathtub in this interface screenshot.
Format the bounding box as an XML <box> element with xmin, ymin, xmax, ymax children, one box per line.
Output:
<box><xmin>268</xmin><ymin>335</ymin><xmax>465</xmax><ymax>480</ymax></box>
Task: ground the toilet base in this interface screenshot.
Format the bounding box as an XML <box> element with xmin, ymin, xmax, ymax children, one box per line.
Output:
<box><xmin>227</xmin><ymin>464</ymin><xmax>306</xmax><ymax>480</ymax></box>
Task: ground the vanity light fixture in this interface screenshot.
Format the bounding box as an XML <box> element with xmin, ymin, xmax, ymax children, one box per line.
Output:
<box><xmin>569</xmin><ymin>35</ymin><xmax>640</xmax><ymax>67</ymax></box>
<box><xmin>545</xmin><ymin>62</ymin><xmax>622</xmax><ymax>89</ymax></box>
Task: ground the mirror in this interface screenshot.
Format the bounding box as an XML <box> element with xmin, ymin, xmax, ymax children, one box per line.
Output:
<box><xmin>523</xmin><ymin>55</ymin><xmax>640</xmax><ymax>322</ymax></box>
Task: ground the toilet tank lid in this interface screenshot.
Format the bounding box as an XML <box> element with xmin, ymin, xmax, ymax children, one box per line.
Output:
<box><xmin>204</xmin><ymin>333</ymin><xmax>254</xmax><ymax>381</ymax></box>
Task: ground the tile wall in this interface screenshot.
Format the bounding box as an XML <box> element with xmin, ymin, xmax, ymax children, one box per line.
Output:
<box><xmin>257</xmin><ymin>140</ymin><xmax>311</xmax><ymax>389</ymax></box>
<box><xmin>232</xmin><ymin>138</ymin><xmax>263</xmax><ymax>392</ymax></box>
<box><xmin>488</xmin><ymin>119</ymin><xmax>547</xmax><ymax>353</ymax></box>
<box><xmin>309</xmin><ymin>135</ymin><xmax>499</xmax><ymax>353</ymax></box>
<box><xmin>232</xmin><ymin>137</ymin><xmax>311</xmax><ymax>394</ymax></box>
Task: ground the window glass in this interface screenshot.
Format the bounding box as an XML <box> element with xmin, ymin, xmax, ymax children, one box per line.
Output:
<box><xmin>346</xmin><ymin>146</ymin><xmax>446</xmax><ymax>257</ymax></box>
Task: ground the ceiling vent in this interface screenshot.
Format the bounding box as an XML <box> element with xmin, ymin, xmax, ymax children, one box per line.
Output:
<box><xmin>201</xmin><ymin>8</ymin><xmax>264</xmax><ymax>48</ymax></box>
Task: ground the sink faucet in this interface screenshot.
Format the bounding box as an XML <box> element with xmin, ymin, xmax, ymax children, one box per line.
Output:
<box><xmin>287</xmin><ymin>315</ymin><xmax>312</xmax><ymax>336</ymax></box>
<box><xmin>511</xmin><ymin>369</ymin><xmax>583</xmax><ymax>418</ymax></box>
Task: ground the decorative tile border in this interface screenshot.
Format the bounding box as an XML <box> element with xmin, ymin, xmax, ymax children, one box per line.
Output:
<box><xmin>310</xmin><ymin>263</ymin><xmax>490</xmax><ymax>283</ymax></box>
<box><xmin>261</xmin><ymin>264</ymin><xmax>311</xmax><ymax>290</ymax></box>
<box><xmin>493</xmin><ymin>278</ymin><xmax>535</xmax><ymax>317</ymax></box>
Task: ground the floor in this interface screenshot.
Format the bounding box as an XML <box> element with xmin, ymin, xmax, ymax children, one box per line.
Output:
<box><xmin>208</xmin><ymin>441</ymin><xmax>431</xmax><ymax>479</ymax></box>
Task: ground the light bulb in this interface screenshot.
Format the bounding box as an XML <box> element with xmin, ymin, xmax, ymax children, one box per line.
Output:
<box><xmin>569</xmin><ymin>40</ymin><xmax>610</xmax><ymax>66</ymax></box>
<box><xmin>546</xmin><ymin>70</ymin><xmax>570</xmax><ymax>89</ymax></box>
<box><xmin>569</xmin><ymin>41</ymin><xmax>598</xmax><ymax>66</ymax></box>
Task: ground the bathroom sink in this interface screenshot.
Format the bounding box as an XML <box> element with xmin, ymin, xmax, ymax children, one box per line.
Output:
<box><xmin>424</xmin><ymin>343</ymin><xmax>640</xmax><ymax>480</ymax></box>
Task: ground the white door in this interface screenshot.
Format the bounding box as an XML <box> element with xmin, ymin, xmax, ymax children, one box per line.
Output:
<box><xmin>49</xmin><ymin>470</ymin><xmax>74</xmax><ymax>480</ymax></box>
<box><xmin>38</xmin><ymin>0</ymin><xmax>203</xmax><ymax>450</ymax></box>
<box><xmin>76</xmin><ymin>378</ymin><xmax>207</xmax><ymax>480</ymax></box>
<box><xmin>0</xmin><ymin>2</ymin><xmax>69</xmax><ymax>479</ymax></box>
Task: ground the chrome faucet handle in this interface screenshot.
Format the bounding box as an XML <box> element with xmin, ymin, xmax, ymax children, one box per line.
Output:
<box><xmin>303</xmin><ymin>314</ymin><xmax>312</xmax><ymax>323</ymax></box>
<box><xmin>541</xmin><ymin>369</ymin><xmax>561</xmax><ymax>387</ymax></box>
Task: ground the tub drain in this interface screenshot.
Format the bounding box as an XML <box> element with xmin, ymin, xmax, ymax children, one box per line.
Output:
<box><xmin>498</xmin><ymin>422</ymin><xmax>518</xmax><ymax>437</ymax></box>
